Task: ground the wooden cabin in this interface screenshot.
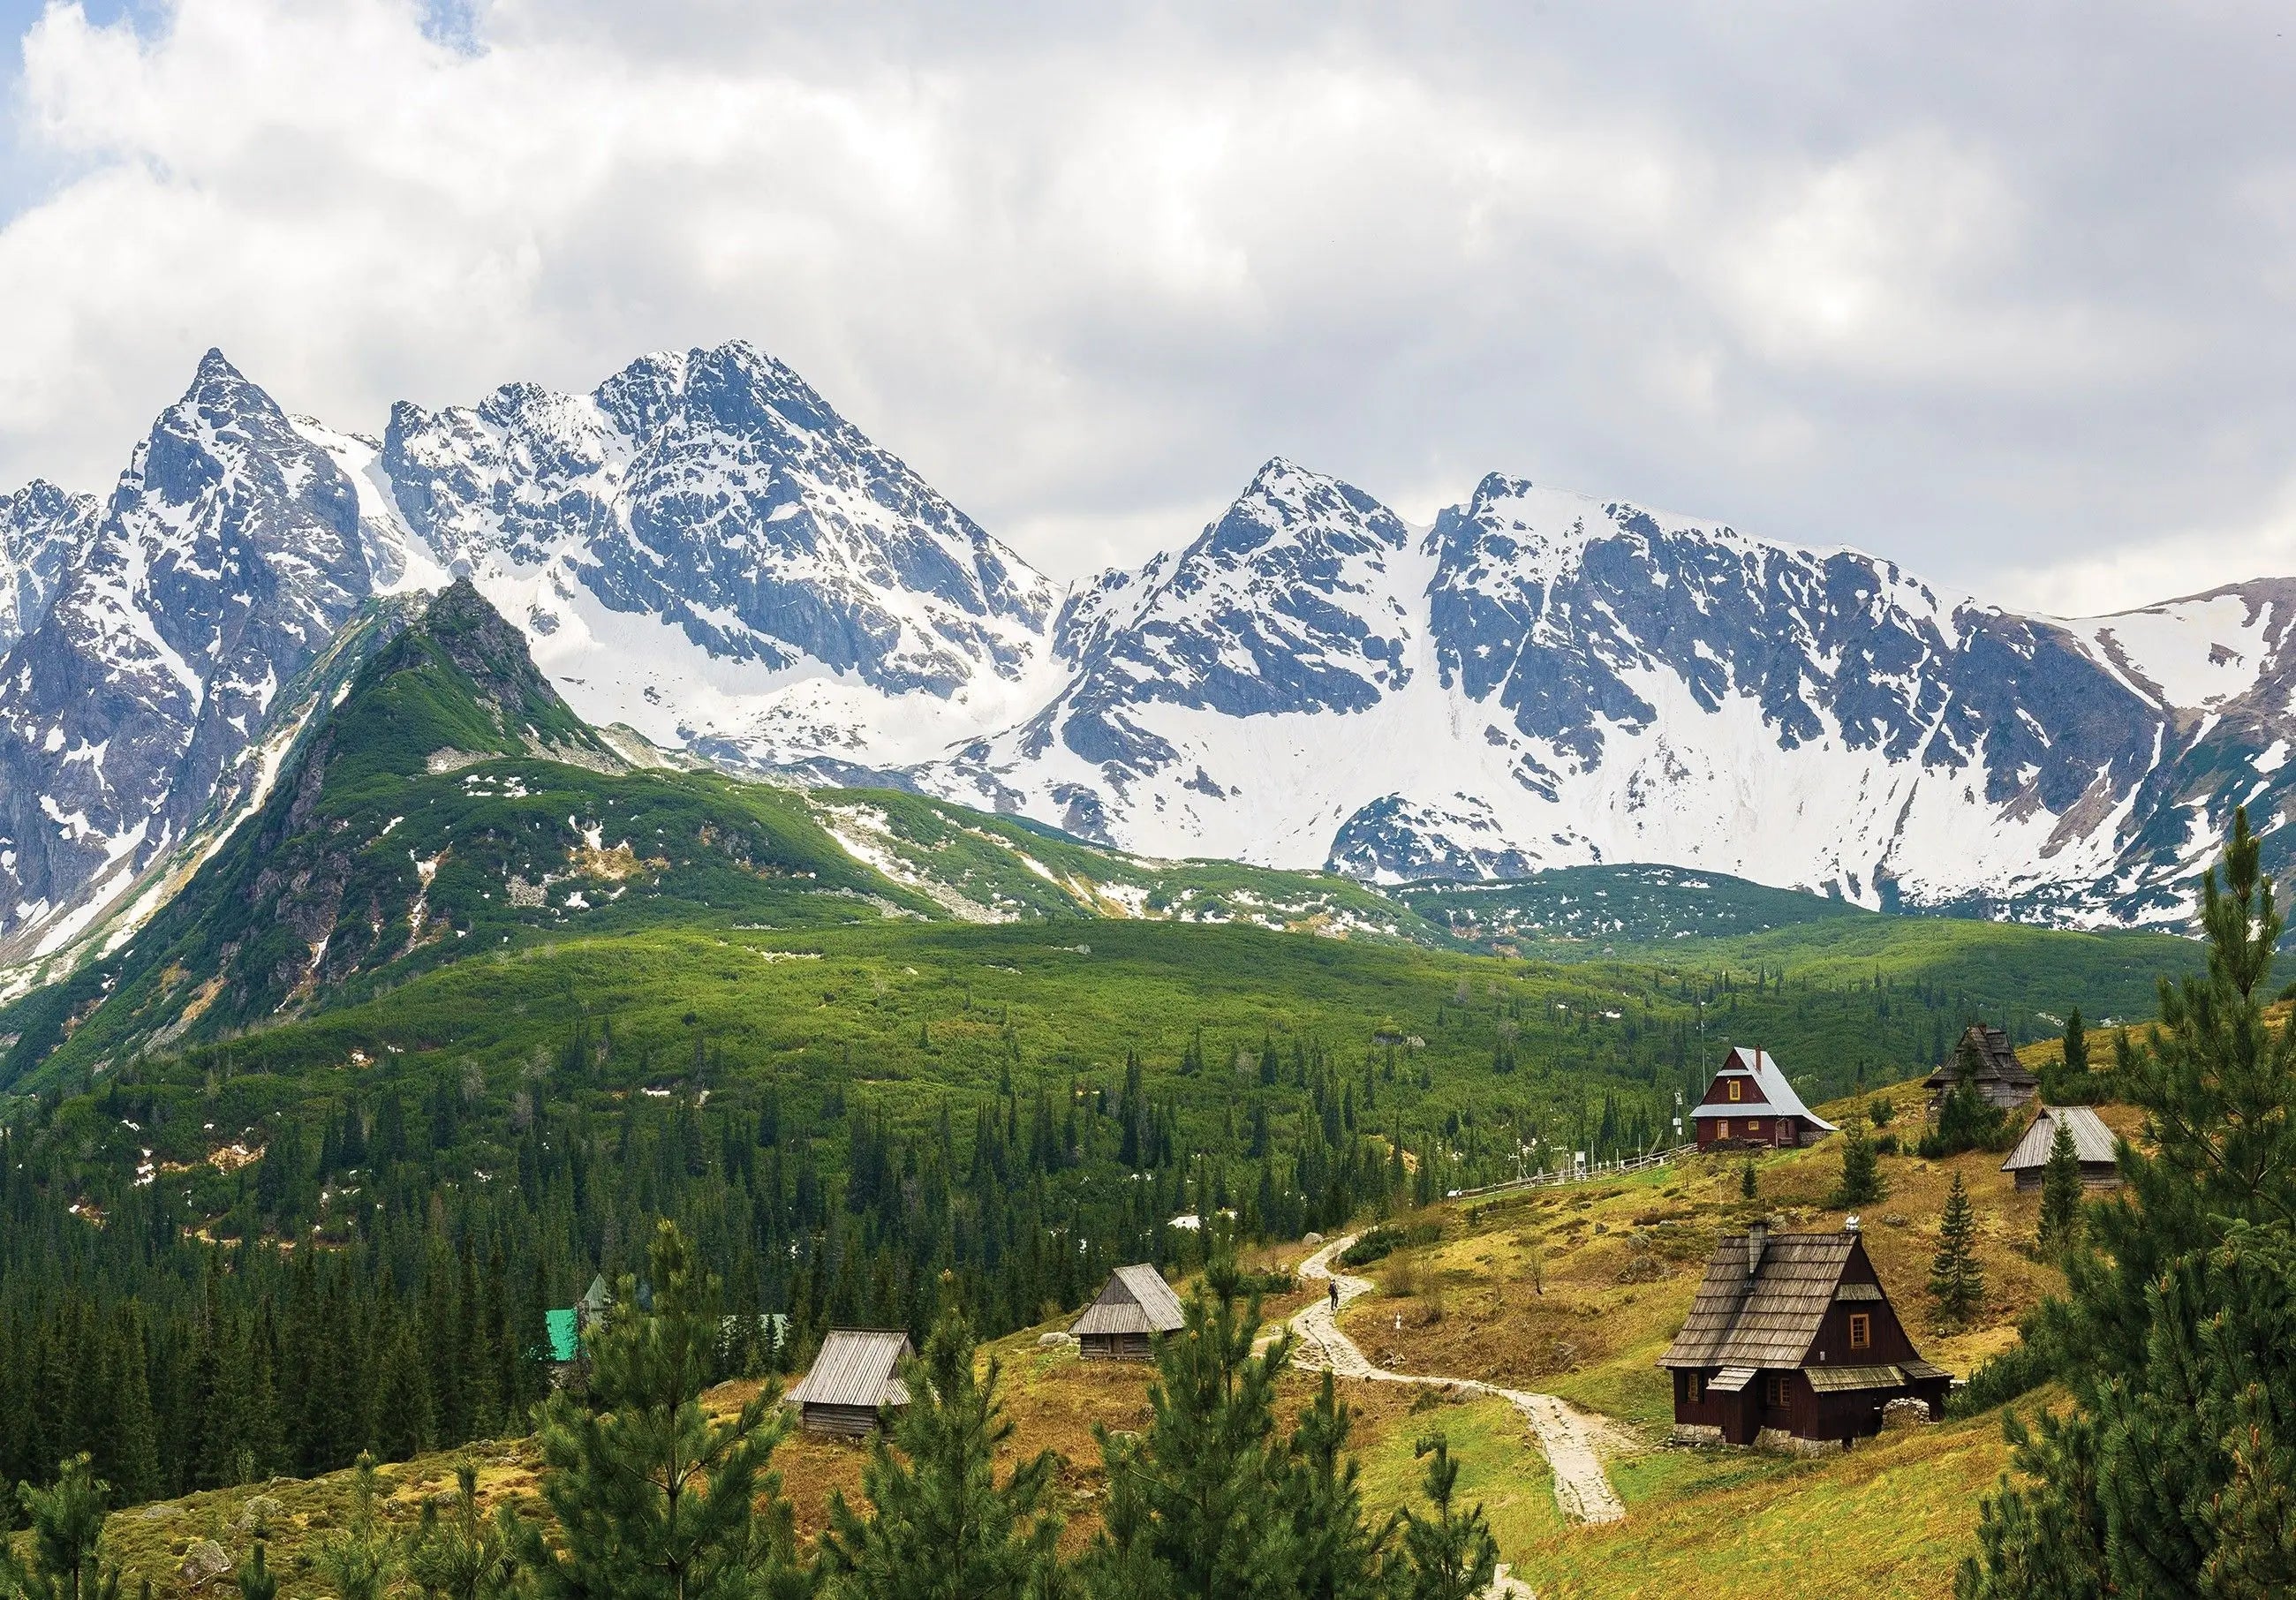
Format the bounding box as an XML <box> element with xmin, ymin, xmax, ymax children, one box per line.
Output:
<box><xmin>1924</xmin><ymin>1025</ymin><xmax>2038</xmax><ymax>1114</ymax></box>
<box><xmin>1660</xmin><ymin>1223</ymin><xmax>1952</xmax><ymax>1448</ymax></box>
<box><xmin>1690</xmin><ymin>1047</ymin><xmax>1837</xmax><ymax>1151</ymax></box>
<box><xmin>1070</xmin><ymin>1264</ymin><xmax>1186</xmax><ymax>1360</ymax></box>
<box><xmin>2000</xmin><ymin>1105</ymin><xmax>2120</xmax><ymax>1191</ymax></box>
<box><xmin>576</xmin><ymin>1273</ymin><xmax>612</xmax><ymax>1332</ymax></box>
<box><xmin>787</xmin><ymin>1329</ymin><xmax>912</xmax><ymax>1437</ymax></box>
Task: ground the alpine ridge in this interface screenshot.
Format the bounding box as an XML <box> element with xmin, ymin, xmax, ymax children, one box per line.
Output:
<box><xmin>0</xmin><ymin>352</ymin><xmax>388</xmax><ymax>969</ymax></box>
<box><xmin>3</xmin><ymin>340</ymin><xmax>2292</xmax><ymax>969</ymax></box>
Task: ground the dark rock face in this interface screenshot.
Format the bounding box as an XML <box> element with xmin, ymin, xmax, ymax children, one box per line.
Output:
<box><xmin>1326</xmin><ymin>795</ymin><xmax>1541</xmax><ymax>882</ymax></box>
<box><xmin>1420</xmin><ymin>473</ymin><xmax>2164</xmax><ymax>812</ymax></box>
<box><xmin>380</xmin><ymin>341</ymin><xmax>1053</xmax><ymax>696</ymax></box>
<box><xmin>0</xmin><ymin>351</ymin><xmax>373</xmax><ymax>950</ymax></box>
<box><xmin>0</xmin><ymin>480</ymin><xmax>95</xmax><ymax>654</ymax></box>
<box><xmin>1031</xmin><ymin>458</ymin><xmax>1417</xmax><ymax>781</ymax></box>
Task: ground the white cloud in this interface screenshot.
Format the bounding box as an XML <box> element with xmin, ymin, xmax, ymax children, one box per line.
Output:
<box><xmin>1</xmin><ymin>0</ymin><xmax>2292</xmax><ymax>608</ymax></box>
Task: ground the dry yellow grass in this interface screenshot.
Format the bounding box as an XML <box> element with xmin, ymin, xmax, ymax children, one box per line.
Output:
<box><xmin>1275</xmin><ymin>1073</ymin><xmax>2111</xmax><ymax>1595</ymax></box>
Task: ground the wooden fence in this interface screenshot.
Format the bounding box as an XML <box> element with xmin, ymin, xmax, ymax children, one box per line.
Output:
<box><xmin>1447</xmin><ymin>1143</ymin><xmax>1699</xmax><ymax>1201</ymax></box>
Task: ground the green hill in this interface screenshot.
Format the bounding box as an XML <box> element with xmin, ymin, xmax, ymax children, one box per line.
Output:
<box><xmin>0</xmin><ymin>581</ymin><xmax>2216</xmax><ymax>1525</ymax></box>
<box><xmin>1401</xmin><ymin>862</ymin><xmax>1875</xmax><ymax>947</ymax></box>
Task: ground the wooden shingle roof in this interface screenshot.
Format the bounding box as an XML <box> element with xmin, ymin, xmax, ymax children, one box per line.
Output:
<box><xmin>1925</xmin><ymin>1025</ymin><xmax>2038</xmax><ymax>1091</ymax></box>
<box><xmin>787</xmin><ymin>1329</ymin><xmax>912</xmax><ymax>1410</ymax></box>
<box><xmin>1071</xmin><ymin>1264</ymin><xmax>1186</xmax><ymax>1338</ymax></box>
<box><xmin>1691</xmin><ymin>1047</ymin><xmax>1837</xmax><ymax>1132</ymax></box>
<box><xmin>1660</xmin><ymin>1230</ymin><xmax>1860</xmax><ymax>1370</ymax></box>
<box><xmin>2001</xmin><ymin>1106</ymin><xmax>2117</xmax><ymax>1172</ymax></box>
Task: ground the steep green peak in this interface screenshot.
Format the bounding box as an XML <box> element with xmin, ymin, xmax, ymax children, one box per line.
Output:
<box><xmin>326</xmin><ymin>578</ymin><xmax>614</xmax><ymax>789</ymax></box>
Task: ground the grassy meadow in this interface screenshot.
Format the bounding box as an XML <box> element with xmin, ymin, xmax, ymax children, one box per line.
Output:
<box><xmin>55</xmin><ymin>1067</ymin><xmax>2110</xmax><ymax>1600</ymax></box>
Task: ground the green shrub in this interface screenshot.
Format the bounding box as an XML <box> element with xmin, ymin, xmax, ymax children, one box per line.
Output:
<box><xmin>1946</xmin><ymin>1328</ymin><xmax>2052</xmax><ymax>1417</ymax></box>
<box><xmin>1340</xmin><ymin>1222</ymin><xmax>1441</xmax><ymax>1269</ymax></box>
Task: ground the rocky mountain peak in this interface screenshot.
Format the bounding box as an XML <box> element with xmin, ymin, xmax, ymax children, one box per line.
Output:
<box><xmin>0</xmin><ymin>479</ymin><xmax>95</xmax><ymax>654</ymax></box>
<box><xmin>0</xmin><ymin>351</ymin><xmax>376</xmax><ymax>959</ymax></box>
<box><xmin>11</xmin><ymin>337</ymin><xmax>2296</xmax><ymax>964</ymax></box>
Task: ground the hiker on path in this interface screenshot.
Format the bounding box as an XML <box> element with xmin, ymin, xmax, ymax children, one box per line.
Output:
<box><xmin>1327</xmin><ymin>1279</ymin><xmax>1340</xmax><ymax>1314</ymax></box>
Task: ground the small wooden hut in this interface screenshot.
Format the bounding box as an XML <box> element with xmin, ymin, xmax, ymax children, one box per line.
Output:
<box><xmin>1924</xmin><ymin>1025</ymin><xmax>2038</xmax><ymax>1113</ymax></box>
<box><xmin>2000</xmin><ymin>1105</ymin><xmax>2119</xmax><ymax>1190</ymax></box>
<box><xmin>1690</xmin><ymin>1047</ymin><xmax>1837</xmax><ymax>1151</ymax></box>
<box><xmin>1070</xmin><ymin>1264</ymin><xmax>1186</xmax><ymax>1360</ymax></box>
<box><xmin>787</xmin><ymin>1329</ymin><xmax>912</xmax><ymax>1437</ymax></box>
<box><xmin>576</xmin><ymin>1273</ymin><xmax>612</xmax><ymax>1332</ymax></box>
<box><xmin>1661</xmin><ymin>1223</ymin><xmax>1951</xmax><ymax>1447</ymax></box>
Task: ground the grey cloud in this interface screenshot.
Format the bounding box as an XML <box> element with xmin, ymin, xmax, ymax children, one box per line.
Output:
<box><xmin>0</xmin><ymin>0</ymin><xmax>2292</xmax><ymax>611</ymax></box>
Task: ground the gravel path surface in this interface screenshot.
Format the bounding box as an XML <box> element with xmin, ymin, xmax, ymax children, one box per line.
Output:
<box><xmin>1292</xmin><ymin>1234</ymin><xmax>1629</xmax><ymax>1529</ymax></box>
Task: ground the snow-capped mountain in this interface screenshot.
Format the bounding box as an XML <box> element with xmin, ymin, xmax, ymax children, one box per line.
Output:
<box><xmin>354</xmin><ymin>341</ymin><xmax>1057</xmax><ymax>779</ymax></box>
<box><xmin>0</xmin><ymin>480</ymin><xmax>94</xmax><ymax>655</ymax></box>
<box><xmin>0</xmin><ymin>352</ymin><xmax>384</xmax><ymax>962</ymax></box>
<box><xmin>7</xmin><ymin>339</ymin><xmax>2294</xmax><ymax>964</ymax></box>
<box><xmin>930</xmin><ymin>465</ymin><xmax>2296</xmax><ymax>926</ymax></box>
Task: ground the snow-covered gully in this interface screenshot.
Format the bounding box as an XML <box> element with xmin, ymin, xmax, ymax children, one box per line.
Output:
<box><xmin>1291</xmin><ymin>1234</ymin><xmax>1628</xmax><ymax>1537</ymax></box>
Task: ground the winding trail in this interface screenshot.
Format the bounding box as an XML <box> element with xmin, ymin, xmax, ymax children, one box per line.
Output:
<box><xmin>1292</xmin><ymin>1234</ymin><xmax>1628</xmax><ymax>1528</ymax></box>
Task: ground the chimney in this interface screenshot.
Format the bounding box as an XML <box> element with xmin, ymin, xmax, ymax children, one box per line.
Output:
<box><xmin>1745</xmin><ymin>1220</ymin><xmax>1768</xmax><ymax>1280</ymax></box>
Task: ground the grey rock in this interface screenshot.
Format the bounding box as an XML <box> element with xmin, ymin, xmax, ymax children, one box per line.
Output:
<box><xmin>0</xmin><ymin>479</ymin><xmax>94</xmax><ymax>654</ymax></box>
<box><xmin>0</xmin><ymin>351</ymin><xmax>374</xmax><ymax>955</ymax></box>
<box><xmin>177</xmin><ymin>1539</ymin><xmax>232</xmax><ymax>1588</ymax></box>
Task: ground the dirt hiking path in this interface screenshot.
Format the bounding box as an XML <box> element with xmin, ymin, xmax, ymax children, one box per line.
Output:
<box><xmin>1292</xmin><ymin>1234</ymin><xmax>1628</xmax><ymax>1530</ymax></box>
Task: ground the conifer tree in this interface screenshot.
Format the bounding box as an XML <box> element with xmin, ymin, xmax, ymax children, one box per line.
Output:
<box><xmin>1277</xmin><ymin>1374</ymin><xmax>1391</xmax><ymax>1600</ymax></box>
<box><xmin>2035</xmin><ymin>1119</ymin><xmax>2083</xmax><ymax>1256</ymax></box>
<box><xmin>313</xmin><ymin>1453</ymin><xmax>395</xmax><ymax>1600</ymax></box>
<box><xmin>375</xmin><ymin>1320</ymin><xmax>434</xmax><ymax>1463</ymax></box>
<box><xmin>99</xmin><ymin>1325</ymin><xmax>160</xmax><ymax>1510</ymax></box>
<box><xmin>1929</xmin><ymin>1068</ymin><xmax>2007</xmax><ymax>1156</ymax></box>
<box><xmin>2061</xmin><ymin>1009</ymin><xmax>2088</xmax><ymax>1076</ymax></box>
<box><xmin>1829</xmin><ymin>1117</ymin><xmax>1884</xmax><ymax>1208</ymax></box>
<box><xmin>403</xmin><ymin>1460</ymin><xmax>517</xmax><ymax>1600</ymax></box>
<box><xmin>1396</xmin><ymin>1435</ymin><xmax>1497</xmax><ymax>1600</ymax></box>
<box><xmin>1960</xmin><ymin>809</ymin><xmax>2296</xmax><ymax>1596</ymax></box>
<box><xmin>1080</xmin><ymin>1243</ymin><xmax>1296</xmax><ymax>1600</ymax></box>
<box><xmin>7</xmin><ymin>1455</ymin><xmax>122</xmax><ymax>1600</ymax></box>
<box><xmin>522</xmin><ymin>1221</ymin><xmax>807</xmax><ymax>1600</ymax></box>
<box><xmin>818</xmin><ymin>1305</ymin><xmax>1061</xmax><ymax>1600</ymax></box>
<box><xmin>1739</xmin><ymin>1158</ymin><xmax>1756</xmax><ymax>1200</ymax></box>
<box><xmin>1930</xmin><ymin>1173</ymin><xmax>1983</xmax><ymax>1329</ymax></box>
<box><xmin>235</xmin><ymin>1543</ymin><xmax>276</xmax><ymax>1600</ymax></box>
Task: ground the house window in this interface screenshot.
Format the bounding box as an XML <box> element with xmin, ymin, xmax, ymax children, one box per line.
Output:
<box><xmin>1765</xmin><ymin>1373</ymin><xmax>1790</xmax><ymax>1408</ymax></box>
<box><xmin>1728</xmin><ymin>1080</ymin><xmax>1743</xmax><ymax>1102</ymax></box>
<box><xmin>1848</xmin><ymin>1313</ymin><xmax>1871</xmax><ymax>1352</ymax></box>
<box><xmin>1687</xmin><ymin>1372</ymin><xmax>1704</xmax><ymax>1404</ymax></box>
<box><xmin>1748</xmin><ymin>1119</ymin><xmax>1763</xmax><ymax>1136</ymax></box>
<box><xmin>1717</xmin><ymin>1120</ymin><xmax>1728</xmax><ymax>1140</ymax></box>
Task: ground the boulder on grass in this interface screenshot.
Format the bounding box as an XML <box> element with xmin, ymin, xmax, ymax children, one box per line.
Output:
<box><xmin>178</xmin><ymin>1540</ymin><xmax>233</xmax><ymax>1589</ymax></box>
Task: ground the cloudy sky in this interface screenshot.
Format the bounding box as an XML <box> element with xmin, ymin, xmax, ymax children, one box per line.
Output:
<box><xmin>1</xmin><ymin>1</ymin><xmax>2292</xmax><ymax>614</ymax></box>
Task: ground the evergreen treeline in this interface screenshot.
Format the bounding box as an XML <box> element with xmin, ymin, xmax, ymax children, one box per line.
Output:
<box><xmin>0</xmin><ymin>1220</ymin><xmax>1503</xmax><ymax>1600</ymax></box>
<box><xmin>0</xmin><ymin>1027</ymin><xmax>1412</xmax><ymax>1516</ymax></box>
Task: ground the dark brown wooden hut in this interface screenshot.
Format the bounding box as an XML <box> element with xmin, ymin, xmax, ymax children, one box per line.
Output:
<box><xmin>2000</xmin><ymin>1105</ymin><xmax>2119</xmax><ymax>1191</ymax></box>
<box><xmin>1660</xmin><ymin>1223</ymin><xmax>1951</xmax><ymax>1448</ymax></box>
<box><xmin>1069</xmin><ymin>1264</ymin><xmax>1186</xmax><ymax>1360</ymax></box>
<box><xmin>1689</xmin><ymin>1046</ymin><xmax>1837</xmax><ymax>1151</ymax></box>
<box><xmin>1924</xmin><ymin>1025</ymin><xmax>2038</xmax><ymax>1113</ymax></box>
<box><xmin>787</xmin><ymin>1329</ymin><xmax>912</xmax><ymax>1437</ymax></box>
